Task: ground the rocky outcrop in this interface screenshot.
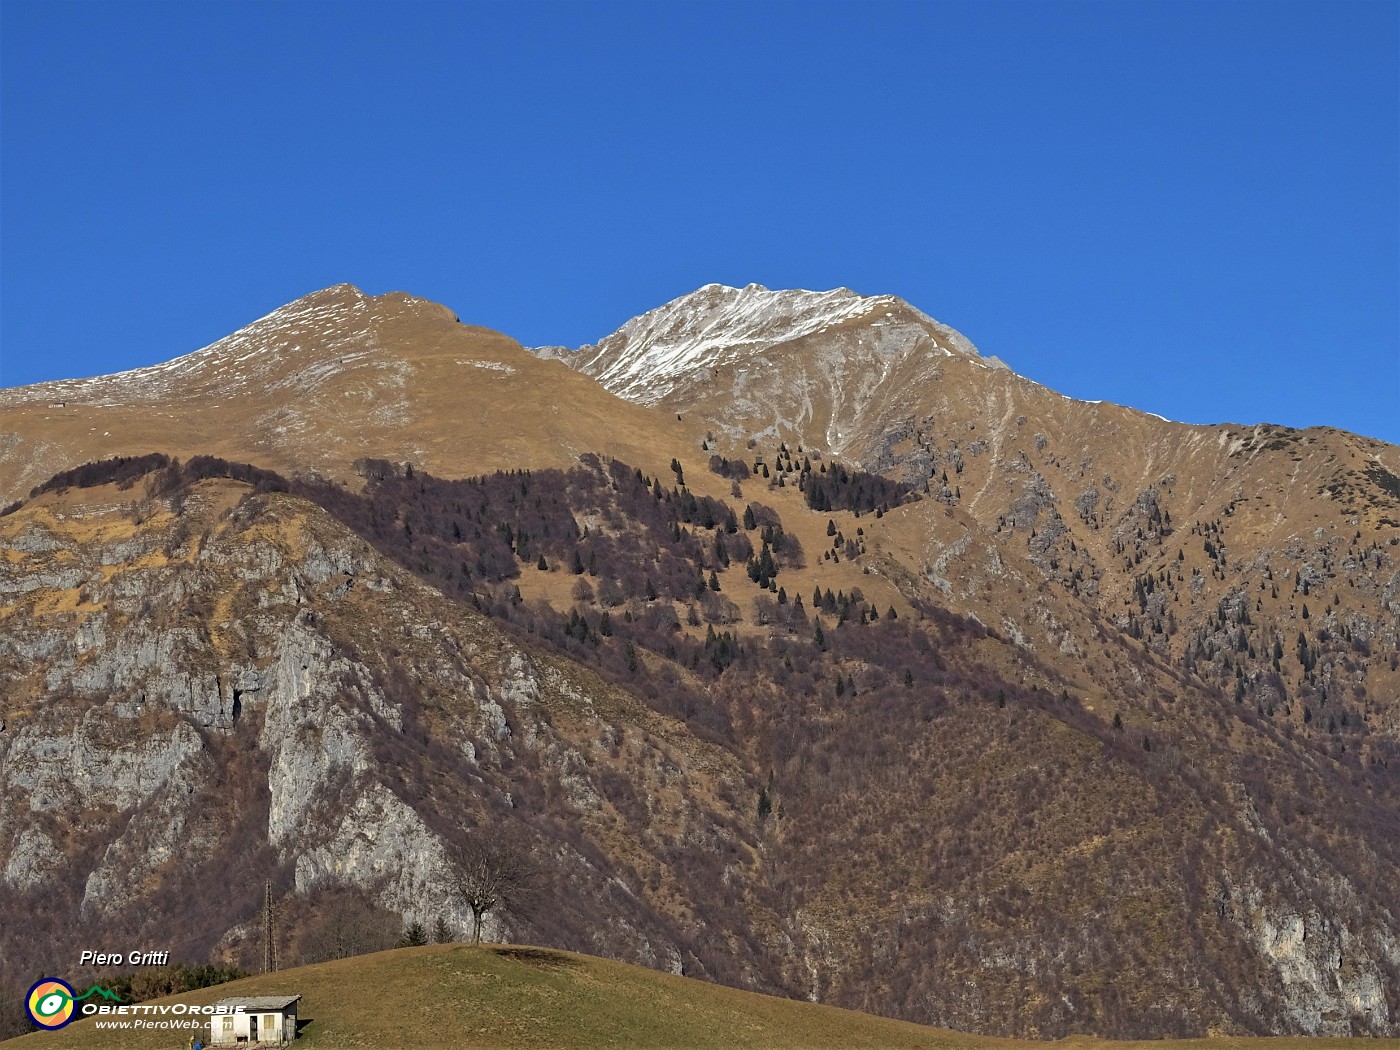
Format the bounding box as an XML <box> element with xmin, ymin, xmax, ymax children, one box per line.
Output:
<box><xmin>1227</xmin><ymin>875</ymin><xmax>1400</xmax><ymax>1034</ymax></box>
<box><xmin>0</xmin><ymin>482</ymin><xmax>760</xmax><ymax>1000</ymax></box>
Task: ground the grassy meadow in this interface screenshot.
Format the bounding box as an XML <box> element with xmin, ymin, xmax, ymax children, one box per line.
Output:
<box><xmin>5</xmin><ymin>944</ymin><xmax>1396</xmax><ymax>1050</ymax></box>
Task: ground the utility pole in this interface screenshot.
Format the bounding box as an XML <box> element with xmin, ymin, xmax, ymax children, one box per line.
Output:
<box><xmin>264</xmin><ymin>879</ymin><xmax>277</xmax><ymax>973</ymax></box>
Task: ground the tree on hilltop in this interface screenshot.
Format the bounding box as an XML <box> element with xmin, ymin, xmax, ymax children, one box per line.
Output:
<box><xmin>451</xmin><ymin>837</ymin><xmax>542</xmax><ymax>945</ymax></box>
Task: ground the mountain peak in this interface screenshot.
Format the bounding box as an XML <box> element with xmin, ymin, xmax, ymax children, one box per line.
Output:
<box><xmin>534</xmin><ymin>283</ymin><xmax>980</xmax><ymax>411</ymax></box>
<box><xmin>0</xmin><ymin>285</ymin><xmax>467</xmax><ymax>410</ymax></box>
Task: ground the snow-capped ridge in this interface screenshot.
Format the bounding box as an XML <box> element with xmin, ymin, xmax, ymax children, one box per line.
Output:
<box><xmin>534</xmin><ymin>283</ymin><xmax>980</xmax><ymax>406</ymax></box>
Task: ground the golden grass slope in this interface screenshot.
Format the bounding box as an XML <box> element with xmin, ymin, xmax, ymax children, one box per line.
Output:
<box><xmin>0</xmin><ymin>285</ymin><xmax>702</xmax><ymax>504</ymax></box>
<box><xmin>7</xmin><ymin>943</ymin><xmax>1393</xmax><ymax>1050</ymax></box>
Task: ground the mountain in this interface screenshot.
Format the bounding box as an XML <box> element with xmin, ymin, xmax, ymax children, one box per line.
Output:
<box><xmin>0</xmin><ymin>284</ymin><xmax>697</xmax><ymax>504</ymax></box>
<box><xmin>539</xmin><ymin>283</ymin><xmax>1400</xmax><ymax>744</ymax></box>
<box><xmin>533</xmin><ymin>282</ymin><xmax>989</xmax><ymax>455</ymax></box>
<box><xmin>2</xmin><ymin>284</ymin><xmax>1399</xmax><ymax>1040</ymax></box>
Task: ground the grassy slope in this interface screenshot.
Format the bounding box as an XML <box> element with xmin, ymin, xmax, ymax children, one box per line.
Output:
<box><xmin>5</xmin><ymin>945</ymin><xmax>1391</xmax><ymax>1050</ymax></box>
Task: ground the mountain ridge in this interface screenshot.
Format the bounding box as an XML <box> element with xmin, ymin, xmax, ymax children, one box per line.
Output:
<box><xmin>2</xmin><ymin>281</ymin><xmax>1399</xmax><ymax>1039</ymax></box>
<box><xmin>0</xmin><ymin>285</ymin><xmax>703</xmax><ymax>504</ymax></box>
<box><xmin>529</xmin><ymin>283</ymin><xmax>1268</xmax><ymax>465</ymax></box>
<box><xmin>533</xmin><ymin>282</ymin><xmax>984</xmax><ymax>404</ymax></box>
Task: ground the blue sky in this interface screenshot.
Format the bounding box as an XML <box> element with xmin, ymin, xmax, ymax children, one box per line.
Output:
<box><xmin>2</xmin><ymin>0</ymin><xmax>1397</xmax><ymax>443</ymax></box>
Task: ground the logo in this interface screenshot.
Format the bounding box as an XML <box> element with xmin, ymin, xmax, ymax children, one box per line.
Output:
<box><xmin>24</xmin><ymin>979</ymin><xmax>124</xmax><ymax>1029</ymax></box>
<box><xmin>26</xmin><ymin>978</ymin><xmax>76</xmax><ymax>1030</ymax></box>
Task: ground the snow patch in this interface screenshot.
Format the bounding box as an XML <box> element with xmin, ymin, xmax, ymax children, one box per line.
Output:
<box><xmin>2</xmin><ymin>285</ymin><xmax>374</xmax><ymax>408</ymax></box>
<box><xmin>532</xmin><ymin>283</ymin><xmax>979</xmax><ymax>407</ymax></box>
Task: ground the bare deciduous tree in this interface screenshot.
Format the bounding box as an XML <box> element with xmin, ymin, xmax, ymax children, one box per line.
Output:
<box><xmin>452</xmin><ymin>837</ymin><xmax>541</xmax><ymax>945</ymax></box>
<box><xmin>296</xmin><ymin>890</ymin><xmax>401</xmax><ymax>964</ymax></box>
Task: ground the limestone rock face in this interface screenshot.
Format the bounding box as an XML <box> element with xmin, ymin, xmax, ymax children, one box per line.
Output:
<box><xmin>0</xmin><ymin>484</ymin><xmax>760</xmax><ymax>992</ymax></box>
<box><xmin>1217</xmin><ymin>869</ymin><xmax>1400</xmax><ymax>1036</ymax></box>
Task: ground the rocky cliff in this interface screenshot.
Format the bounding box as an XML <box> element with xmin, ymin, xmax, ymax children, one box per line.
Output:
<box><xmin>0</xmin><ymin>474</ymin><xmax>780</xmax><ymax>994</ymax></box>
